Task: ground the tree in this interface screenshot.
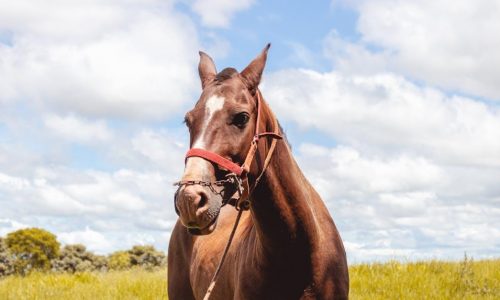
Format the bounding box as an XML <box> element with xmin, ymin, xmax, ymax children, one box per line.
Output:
<box><xmin>0</xmin><ymin>237</ymin><xmax>14</xmax><ymax>277</ymax></box>
<box><xmin>5</xmin><ymin>228</ymin><xmax>60</xmax><ymax>275</ymax></box>
<box><xmin>52</xmin><ymin>244</ymin><xmax>107</xmax><ymax>273</ymax></box>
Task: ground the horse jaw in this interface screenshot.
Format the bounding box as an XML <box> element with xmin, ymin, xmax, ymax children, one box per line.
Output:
<box><xmin>187</xmin><ymin>209</ymin><xmax>220</xmax><ymax>236</ymax></box>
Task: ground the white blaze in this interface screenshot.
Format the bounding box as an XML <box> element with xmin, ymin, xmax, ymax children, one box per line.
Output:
<box><xmin>192</xmin><ymin>95</ymin><xmax>225</xmax><ymax>149</ymax></box>
<box><xmin>185</xmin><ymin>95</ymin><xmax>225</xmax><ymax>177</ymax></box>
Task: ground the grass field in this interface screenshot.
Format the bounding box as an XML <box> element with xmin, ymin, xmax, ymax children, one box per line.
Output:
<box><xmin>0</xmin><ymin>258</ymin><xmax>498</xmax><ymax>299</ymax></box>
<box><xmin>0</xmin><ymin>269</ymin><xmax>168</xmax><ymax>300</ymax></box>
<box><xmin>350</xmin><ymin>257</ymin><xmax>500</xmax><ymax>300</ymax></box>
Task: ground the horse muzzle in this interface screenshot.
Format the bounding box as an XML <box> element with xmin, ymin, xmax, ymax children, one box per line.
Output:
<box><xmin>175</xmin><ymin>184</ymin><xmax>221</xmax><ymax>235</ymax></box>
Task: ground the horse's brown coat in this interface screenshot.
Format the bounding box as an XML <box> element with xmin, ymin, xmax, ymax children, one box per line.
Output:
<box><xmin>169</xmin><ymin>45</ymin><xmax>349</xmax><ymax>299</ymax></box>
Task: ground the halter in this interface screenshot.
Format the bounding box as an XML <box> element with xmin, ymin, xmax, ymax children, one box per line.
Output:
<box><xmin>174</xmin><ymin>89</ymin><xmax>282</xmax><ymax>210</ymax></box>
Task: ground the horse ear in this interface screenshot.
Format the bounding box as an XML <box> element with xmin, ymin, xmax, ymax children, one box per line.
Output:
<box><xmin>198</xmin><ymin>51</ymin><xmax>217</xmax><ymax>89</ymax></box>
<box><xmin>241</xmin><ymin>43</ymin><xmax>271</xmax><ymax>93</ymax></box>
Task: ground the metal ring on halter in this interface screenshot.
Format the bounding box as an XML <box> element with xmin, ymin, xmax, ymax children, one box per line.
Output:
<box><xmin>236</xmin><ymin>199</ymin><xmax>250</xmax><ymax>211</ymax></box>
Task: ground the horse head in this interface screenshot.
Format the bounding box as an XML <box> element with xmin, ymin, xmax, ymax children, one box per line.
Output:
<box><xmin>175</xmin><ymin>44</ymin><xmax>271</xmax><ymax>235</ymax></box>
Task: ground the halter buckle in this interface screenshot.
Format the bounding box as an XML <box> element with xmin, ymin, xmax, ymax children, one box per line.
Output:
<box><xmin>223</xmin><ymin>173</ymin><xmax>244</xmax><ymax>206</ymax></box>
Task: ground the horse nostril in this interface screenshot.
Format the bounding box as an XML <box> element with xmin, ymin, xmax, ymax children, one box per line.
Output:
<box><xmin>197</xmin><ymin>192</ymin><xmax>208</xmax><ymax>209</ymax></box>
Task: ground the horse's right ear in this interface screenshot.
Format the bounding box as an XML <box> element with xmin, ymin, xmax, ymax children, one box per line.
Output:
<box><xmin>198</xmin><ymin>51</ymin><xmax>217</xmax><ymax>89</ymax></box>
<box><xmin>241</xmin><ymin>43</ymin><xmax>270</xmax><ymax>93</ymax></box>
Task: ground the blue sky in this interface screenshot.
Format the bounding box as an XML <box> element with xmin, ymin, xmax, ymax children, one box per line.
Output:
<box><xmin>1</xmin><ymin>0</ymin><xmax>500</xmax><ymax>263</ymax></box>
<box><xmin>183</xmin><ymin>1</ymin><xmax>357</xmax><ymax>71</ymax></box>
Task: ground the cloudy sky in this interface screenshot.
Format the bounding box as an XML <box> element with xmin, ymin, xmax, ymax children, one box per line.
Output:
<box><xmin>1</xmin><ymin>0</ymin><xmax>499</xmax><ymax>263</ymax></box>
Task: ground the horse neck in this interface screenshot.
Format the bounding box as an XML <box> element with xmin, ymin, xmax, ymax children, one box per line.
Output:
<box><xmin>248</xmin><ymin>99</ymin><xmax>321</xmax><ymax>256</ymax></box>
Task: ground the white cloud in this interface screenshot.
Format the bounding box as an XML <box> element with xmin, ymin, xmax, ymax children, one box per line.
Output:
<box><xmin>297</xmin><ymin>146</ymin><xmax>445</xmax><ymax>216</ymax></box>
<box><xmin>0</xmin><ymin>172</ymin><xmax>30</xmax><ymax>191</ymax></box>
<box><xmin>377</xmin><ymin>192</ymin><xmax>435</xmax><ymax>217</ymax></box>
<box><xmin>296</xmin><ymin>144</ymin><xmax>444</xmax><ymax>208</ymax></box>
<box><xmin>323</xmin><ymin>30</ymin><xmax>390</xmax><ymax>75</ymax></box>
<box><xmin>131</xmin><ymin>129</ymin><xmax>186</xmax><ymax>171</ymax></box>
<box><xmin>334</xmin><ymin>0</ymin><xmax>500</xmax><ymax>100</ymax></box>
<box><xmin>294</xmin><ymin>143</ymin><xmax>500</xmax><ymax>261</ymax></box>
<box><xmin>0</xmin><ymin>0</ymin><xmax>142</xmax><ymax>42</ymax></box>
<box><xmin>35</xmin><ymin>178</ymin><xmax>92</xmax><ymax>215</ymax></box>
<box><xmin>59</xmin><ymin>227</ymin><xmax>112</xmax><ymax>254</ymax></box>
<box><xmin>0</xmin><ymin>0</ymin><xmax>199</xmax><ymax>120</ymax></box>
<box><xmin>1</xmin><ymin>168</ymin><xmax>154</xmax><ymax>216</ymax></box>
<box><xmin>264</xmin><ymin>69</ymin><xmax>500</xmax><ymax>167</ymax></box>
<box><xmin>191</xmin><ymin>0</ymin><xmax>255</xmax><ymax>28</ymax></box>
<box><xmin>0</xmin><ymin>219</ymin><xmax>29</xmax><ymax>237</ymax></box>
<box><xmin>44</xmin><ymin>114</ymin><xmax>112</xmax><ymax>143</ymax></box>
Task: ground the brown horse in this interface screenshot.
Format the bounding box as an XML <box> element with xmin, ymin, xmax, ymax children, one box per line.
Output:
<box><xmin>168</xmin><ymin>44</ymin><xmax>349</xmax><ymax>299</ymax></box>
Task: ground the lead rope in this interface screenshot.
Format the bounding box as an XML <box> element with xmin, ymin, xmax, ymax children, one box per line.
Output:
<box><xmin>202</xmin><ymin>136</ymin><xmax>279</xmax><ymax>300</ymax></box>
<box><xmin>202</xmin><ymin>207</ymin><xmax>243</xmax><ymax>300</ymax></box>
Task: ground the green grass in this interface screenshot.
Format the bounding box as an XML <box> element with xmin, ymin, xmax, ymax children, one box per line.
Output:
<box><xmin>0</xmin><ymin>258</ymin><xmax>498</xmax><ymax>299</ymax></box>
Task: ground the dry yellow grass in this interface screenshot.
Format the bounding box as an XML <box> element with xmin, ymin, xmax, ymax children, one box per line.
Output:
<box><xmin>350</xmin><ymin>257</ymin><xmax>500</xmax><ymax>299</ymax></box>
<box><xmin>0</xmin><ymin>268</ymin><xmax>168</xmax><ymax>300</ymax></box>
<box><xmin>0</xmin><ymin>258</ymin><xmax>498</xmax><ymax>299</ymax></box>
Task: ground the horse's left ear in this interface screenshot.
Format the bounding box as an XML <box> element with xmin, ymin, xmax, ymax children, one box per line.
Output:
<box><xmin>199</xmin><ymin>51</ymin><xmax>217</xmax><ymax>89</ymax></box>
<box><xmin>241</xmin><ymin>43</ymin><xmax>271</xmax><ymax>93</ymax></box>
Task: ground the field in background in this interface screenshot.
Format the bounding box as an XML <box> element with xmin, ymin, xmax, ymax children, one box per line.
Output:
<box><xmin>0</xmin><ymin>268</ymin><xmax>168</xmax><ymax>300</ymax></box>
<box><xmin>350</xmin><ymin>257</ymin><xmax>500</xmax><ymax>299</ymax></box>
<box><xmin>0</xmin><ymin>258</ymin><xmax>499</xmax><ymax>299</ymax></box>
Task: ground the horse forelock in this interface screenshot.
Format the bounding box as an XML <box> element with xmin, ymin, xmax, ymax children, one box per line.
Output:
<box><xmin>215</xmin><ymin>67</ymin><xmax>238</xmax><ymax>84</ymax></box>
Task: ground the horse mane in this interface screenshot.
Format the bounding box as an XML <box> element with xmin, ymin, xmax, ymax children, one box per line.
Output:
<box><xmin>260</xmin><ymin>92</ymin><xmax>292</xmax><ymax>150</ymax></box>
<box><xmin>277</xmin><ymin>121</ymin><xmax>291</xmax><ymax>150</ymax></box>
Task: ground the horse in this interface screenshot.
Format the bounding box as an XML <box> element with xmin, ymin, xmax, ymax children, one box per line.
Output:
<box><xmin>168</xmin><ymin>44</ymin><xmax>349</xmax><ymax>300</ymax></box>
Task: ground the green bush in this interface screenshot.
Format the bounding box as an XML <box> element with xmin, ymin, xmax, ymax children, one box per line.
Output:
<box><xmin>108</xmin><ymin>251</ymin><xmax>131</xmax><ymax>270</ymax></box>
<box><xmin>5</xmin><ymin>228</ymin><xmax>60</xmax><ymax>275</ymax></box>
<box><xmin>52</xmin><ymin>244</ymin><xmax>107</xmax><ymax>273</ymax></box>
<box><xmin>108</xmin><ymin>245</ymin><xmax>166</xmax><ymax>271</ymax></box>
<box><xmin>128</xmin><ymin>245</ymin><xmax>166</xmax><ymax>270</ymax></box>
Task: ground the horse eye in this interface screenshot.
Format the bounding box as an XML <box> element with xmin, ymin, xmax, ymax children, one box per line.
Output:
<box><xmin>232</xmin><ymin>112</ymin><xmax>250</xmax><ymax>128</ymax></box>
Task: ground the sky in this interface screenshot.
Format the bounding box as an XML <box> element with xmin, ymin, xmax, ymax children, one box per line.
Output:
<box><xmin>0</xmin><ymin>0</ymin><xmax>499</xmax><ymax>263</ymax></box>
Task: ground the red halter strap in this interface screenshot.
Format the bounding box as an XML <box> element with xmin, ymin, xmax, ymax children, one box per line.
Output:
<box><xmin>186</xmin><ymin>148</ymin><xmax>243</xmax><ymax>176</ymax></box>
<box><xmin>184</xmin><ymin>90</ymin><xmax>280</xmax><ymax>178</ymax></box>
